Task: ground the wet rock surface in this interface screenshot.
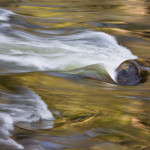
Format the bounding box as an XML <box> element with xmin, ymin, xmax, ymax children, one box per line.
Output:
<box><xmin>116</xmin><ymin>59</ymin><xmax>150</xmax><ymax>85</ymax></box>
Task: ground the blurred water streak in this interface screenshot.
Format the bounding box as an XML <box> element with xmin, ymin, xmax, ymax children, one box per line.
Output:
<box><xmin>0</xmin><ymin>0</ymin><xmax>150</xmax><ymax>150</ymax></box>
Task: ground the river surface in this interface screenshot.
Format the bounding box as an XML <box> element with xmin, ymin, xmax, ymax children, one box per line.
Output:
<box><xmin>0</xmin><ymin>0</ymin><xmax>150</xmax><ymax>150</ymax></box>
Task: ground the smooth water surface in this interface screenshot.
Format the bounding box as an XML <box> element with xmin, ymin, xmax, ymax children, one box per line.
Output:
<box><xmin>0</xmin><ymin>0</ymin><xmax>150</xmax><ymax>149</ymax></box>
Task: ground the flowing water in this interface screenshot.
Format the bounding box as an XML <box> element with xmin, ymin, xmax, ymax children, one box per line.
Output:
<box><xmin>0</xmin><ymin>0</ymin><xmax>150</xmax><ymax>149</ymax></box>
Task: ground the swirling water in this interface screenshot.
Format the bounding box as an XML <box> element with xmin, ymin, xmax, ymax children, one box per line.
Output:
<box><xmin>0</xmin><ymin>0</ymin><xmax>150</xmax><ymax>150</ymax></box>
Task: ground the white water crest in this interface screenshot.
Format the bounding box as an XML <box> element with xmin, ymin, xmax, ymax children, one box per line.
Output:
<box><xmin>0</xmin><ymin>7</ymin><xmax>142</xmax><ymax>150</ymax></box>
<box><xmin>0</xmin><ymin>31</ymin><xmax>137</xmax><ymax>81</ymax></box>
<box><xmin>0</xmin><ymin>8</ymin><xmax>137</xmax><ymax>81</ymax></box>
<box><xmin>0</xmin><ymin>8</ymin><xmax>14</xmax><ymax>21</ymax></box>
<box><xmin>0</xmin><ymin>87</ymin><xmax>54</xmax><ymax>149</ymax></box>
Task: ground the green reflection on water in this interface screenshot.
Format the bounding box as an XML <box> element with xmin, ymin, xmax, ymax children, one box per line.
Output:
<box><xmin>0</xmin><ymin>72</ymin><xmax>149</xmax><ymax>149</ymax></box>
<box><xmin>0</xmin><ymin>0</ymin><xmax>150</xmax><ymax>149</ymax></box>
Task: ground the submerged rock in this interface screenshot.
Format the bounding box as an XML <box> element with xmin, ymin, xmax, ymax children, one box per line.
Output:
<box><xmin>116</xmin><ymin>59</ymin><xmax>150</xmax><ymax>85</ymax></box>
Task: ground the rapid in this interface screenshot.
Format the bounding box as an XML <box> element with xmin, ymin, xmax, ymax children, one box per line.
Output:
<box><xmin>0</xmin><ymin>0</ymin><xmax>150</xmax><ymax>150</ymax></box>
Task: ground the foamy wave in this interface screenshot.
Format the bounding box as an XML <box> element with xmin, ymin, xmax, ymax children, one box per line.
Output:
<box><xmin>0</xmin><ymin>31</ymin><xmax>137</xmax><ymax>81</ymax></box>
<box><xmin>0</xmin><ymin>8</ymin><xmax>14</xmax><ymax>21</ymax></box>
<box><xmin>0</xmin><ymin>112</ymin><xmax>24</xmax><ymax>149</ymax></box>
<box><xmin>0</xmin><ymin>9</ymin><xmax>137</xmax><ymax>81</ymax></box>
<box><xmin>0</xmin><ymin>88</ymin><xmax>54</xmax><ymax>149</ymax></box>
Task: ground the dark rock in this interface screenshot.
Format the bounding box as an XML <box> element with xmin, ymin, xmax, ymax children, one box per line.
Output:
<box><xmin>116</xmin><ymin>59</ymin><xmax>150</xmax><ymax>85</ymax></box>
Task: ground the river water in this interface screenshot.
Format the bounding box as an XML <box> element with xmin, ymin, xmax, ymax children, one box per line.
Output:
<box><xmin>0</xmin><ymin>0</ymin><xmax>150</xmax><ymax>150</ymax></box>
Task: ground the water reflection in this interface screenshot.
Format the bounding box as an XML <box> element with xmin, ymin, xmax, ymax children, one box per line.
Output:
<box><xmin>0</xmin><ymin>0</ymin><xmax>150</xmax><ymax>149</ymax></box>
<box><xmin>0</xmin><ymin>72</ymin><xmax>148</xmax><ymax>149</ymax></box>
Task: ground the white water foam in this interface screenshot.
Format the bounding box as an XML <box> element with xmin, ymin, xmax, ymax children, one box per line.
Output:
<box><xmin>0</xmin><ymin>31</ymin><xmax>137</xmax><ymax>80</ymax></box>
<box><xmin>0</xmin><ymin>7</ymin><xmax>138</xmax><ymax>149</ymax></box>
<box><xmin>0</xmin><ymin>88</ymin><xmax>54</xmax><ymax>149</ymax></box>
<box><xmin>0</xmin><ymin>8</ymin><xmax>14</xmax><ymax>21</ymax></box>
<box><xmin>0</xmin><ymin>8</ymin><xmax>137</xmax><ymax>81</ymax></box>
<box><xmin>0</xmin><ymin>112</ymin><xmax>23</xmax><ymax>149</ymax></box>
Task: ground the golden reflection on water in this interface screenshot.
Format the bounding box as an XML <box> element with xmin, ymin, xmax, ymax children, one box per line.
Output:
<box><xmin>3</xmin><ymin>0</ymin><xmax>149</xmax><ymax>29</ymax></box>
<box><xmin>3</xmin><ymin>0</ymin><xmax>149</xmax><ymax>51</ymax></box>
<box><xmin>0</xmin><ymin>0</ymin><xmax>150</xmax><ymax>149</ymax></box>
<box><xmin>1</xmin><ymin>72</ymin><xmax>148</xmax><ymax>149</ymax></box>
